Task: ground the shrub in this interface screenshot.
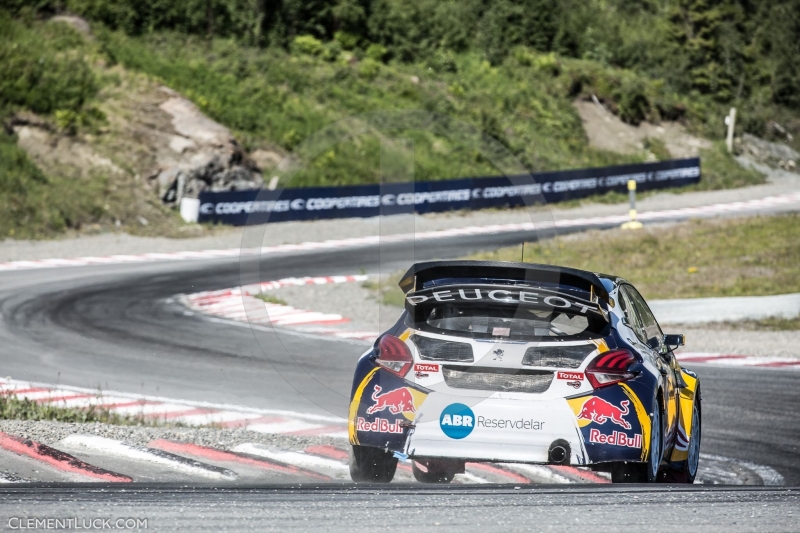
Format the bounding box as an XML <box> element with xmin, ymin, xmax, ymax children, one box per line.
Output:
<box><xmin>0</xmin><ymin>14</ymin><xmax>97</xmax><ymax>114</ymax></box>
<box><xmin>321</xmin><ymin>40</ymin><xmax>341</xmax><ymax>61</ymax></box>
<box><xmin>293</xmin><ymin>34</ymin><xmax>323</xmax><ymax>56</ymax></box>
<box><xmin>365</xmin><ymin>43</ymin><xmax>388</xmax><ymax>63</ymax></box>
<box><xmin>334</xmin><ymin>30</ymin><xmax>359</xmax><ymax>51</ymax></box>
<box><xmin>428</xmin><ymin>49</ymin><xmax>457</xmax><ymax>73</ymax></box>
<box><xmin>358</xmin><ymin>58</ymin><xmax>381</xmax><ymax>80</ymax></box>
<box><xmin>534</xmin><ymin>52</ymin><xmax>560</xmax><ymax>77</ymax></box>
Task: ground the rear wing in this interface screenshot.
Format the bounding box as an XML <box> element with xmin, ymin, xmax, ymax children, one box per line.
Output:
<box><xmin>404</xmin><ymin>282</ymin><xmax>609</xmax><ymax>323</ymax></box>
<box><xmin>399</xmin><ymin>261</ymin><xmax>610</xmax><ymax>301</ymax></box>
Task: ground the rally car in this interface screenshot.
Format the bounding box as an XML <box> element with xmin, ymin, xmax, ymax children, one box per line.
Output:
<box><xmin>348</xmin><ymin>260</ymin><xmax>701</xmax><ymax>483</ymax></box>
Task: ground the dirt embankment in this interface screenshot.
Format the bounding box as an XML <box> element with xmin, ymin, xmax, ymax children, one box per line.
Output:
<box><xmin>574</xmin><ymin>99</ymin><xmax>711</xmax><ymax>159</ymax></box>
<box><xmin>5</xmin><ymin>16</ymin><xmax>285</xmax><ymax>237</ymax></box>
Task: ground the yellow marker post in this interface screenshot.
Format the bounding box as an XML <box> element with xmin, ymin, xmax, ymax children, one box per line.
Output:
<box><xmin>620</xmin><ymin>179</ymin><xmax>643</xmax><ymax>230</ymax></box>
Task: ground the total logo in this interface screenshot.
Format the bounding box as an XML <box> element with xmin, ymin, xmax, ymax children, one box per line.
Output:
<box><xmin>439</xmin><ymin>403</ymin><xmax>475</xmax><ymax>439</ymax></box>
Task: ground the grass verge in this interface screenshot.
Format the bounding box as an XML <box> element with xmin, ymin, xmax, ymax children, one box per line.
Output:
<box><xmin>254</xmin><ymin>293</ymin><xmax>288</xmax><ymax>306</ymax></box>
<box><xmin>367</xmin><ymin>213</ymin><xmax>800</xmax><ymax>305</ymax></box>
<box><xmin>472</xmin><ymin>214</ymin><xmax>800</xmax><ymax>300</ymax></box>
<box><xmin>0</xmin><ymin>395</ymin><xmax>159</xmax><ymax>426</ymax></box>
<box><xmin>698</xmin><ymin>316</ymin><xmax>800</xmax><ymax>332</ymax></box>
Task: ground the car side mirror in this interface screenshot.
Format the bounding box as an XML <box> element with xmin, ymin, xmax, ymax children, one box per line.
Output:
<box><xmin>646</xmin><ymin>337</ymin><xmax>660</xmax><ymax>350</ymax></box>
<box><xmin>663</xmin><ymin>334</ymin><xmax>685</xmax><ymax>351</ymax></box>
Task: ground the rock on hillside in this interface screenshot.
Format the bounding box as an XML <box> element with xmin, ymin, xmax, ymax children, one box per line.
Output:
<box><xmin>153</xmin><ymin>86</ymin><xmax>264</xmax><ymax>205</ymax></box>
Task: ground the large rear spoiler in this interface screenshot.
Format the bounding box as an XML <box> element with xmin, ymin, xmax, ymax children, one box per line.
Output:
<box><xmin>399</xmin><ymin>261</ymin><xmax>610</xmax><ymax>300</ymax></box>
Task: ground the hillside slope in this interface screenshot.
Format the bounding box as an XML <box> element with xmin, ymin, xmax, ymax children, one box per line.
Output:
<box><xmin>0</xmin><ymin>8</ymin><xmax>783</xmax><ymax>238</ymax></box>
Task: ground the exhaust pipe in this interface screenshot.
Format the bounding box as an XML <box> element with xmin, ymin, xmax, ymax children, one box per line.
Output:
<box><xmin>548</xmin><ymin>440</ymin><xmax>571</xmax><ymax>465</ymax></box>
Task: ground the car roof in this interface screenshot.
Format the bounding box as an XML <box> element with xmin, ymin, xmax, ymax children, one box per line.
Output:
<box><xmin>399</xmin><ymin>260</ymin><xmax>611</xmax><ymax>300</ymax></box>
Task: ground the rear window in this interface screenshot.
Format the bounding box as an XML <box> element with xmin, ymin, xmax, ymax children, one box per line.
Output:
<box><xmin>406</xmin><ymin>303</ymin><xmax>605</xmax><ymax>340</ymax></box>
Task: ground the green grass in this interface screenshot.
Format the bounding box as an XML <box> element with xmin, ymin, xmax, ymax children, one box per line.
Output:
<box><xmin>100</xmin><ymin>30</ymin><xmax>655</xmax><ymax>189</ymax></box>
<box><xmin>362</xmin><ymin>277</ymin><xmax>406</xmax><ymax>308</ymax></box>
<box><xmin>369</xmin><ymin>214</ymin><xmax>800</xmax><ymax>307</ymax></box>
<box><xmin>254</xmin><ymin>293</ymin><xmax>288</xmax><ymax>306</ymax></box>
<box><xmin>0</xmin><ymin>395</ymin><xmax>158</xmax><ymax>425</ymax></box>
<box><xmin>0</xmin><ymin>130</ymin><xmax>110</xmax><ymax>239</ymax></box>
<box><xmin>0</xmin><ymin>12</ymin><xmax>772</xmax><ymax>240</ymax></box>
<box><xmin>716</xmin><ymin>316</ymin><xmax>800</xmax><ymax>331</ymax></box>
<box><xmin>471</xmin><ymin>214</ymin><xmax>800</xmax><ymax>300</ymax></box>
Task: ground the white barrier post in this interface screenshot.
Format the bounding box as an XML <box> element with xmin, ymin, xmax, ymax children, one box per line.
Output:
<box><xmin>620</xmin><ymin>179</ymin><xmax>643</xmax><ymax>230</ymax></box>
<box><xmin>180</xmin><ymin>197</ymin><xmax>200</xmax><ymax>223</ymax></box>
<box><xmin>725</xmin><ymin>107</ymin><xmax>736</xmax><ymax>154</ymax></box>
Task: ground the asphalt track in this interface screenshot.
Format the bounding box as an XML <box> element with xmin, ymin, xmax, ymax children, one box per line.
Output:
<box><xmin>1</xmin><ymin>218</ymin><xmax>799</xmax><ymax>530</ymax></box>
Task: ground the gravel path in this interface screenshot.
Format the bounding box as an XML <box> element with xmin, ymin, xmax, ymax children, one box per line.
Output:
<box><xmin>270</xmin><ymin>279</ymin><xmax>402</xmax><ymax>333</ymax></box>
<box><xmin>1</xmin><ymin>160</ymin><xmax>796</xmax><ymax>262</ymax></box>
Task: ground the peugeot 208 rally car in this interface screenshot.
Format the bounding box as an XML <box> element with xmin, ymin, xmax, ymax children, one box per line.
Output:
<box><xmin>348</xmin><ymin>261</ymin><xmax>701</xmax><ymax>484</ymax></box>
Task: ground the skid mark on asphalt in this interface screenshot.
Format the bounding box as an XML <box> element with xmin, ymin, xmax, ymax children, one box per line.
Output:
<box><xmin>2</xmin><ymin>192</ymin><xmax>799</xmax><ymax>272</ymax></box>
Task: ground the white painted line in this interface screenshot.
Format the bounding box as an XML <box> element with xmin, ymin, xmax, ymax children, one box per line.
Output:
<box><xmin>505</xmin><ymin>463</ymin><xmax>572</xmax><ymax>484</ymax></box>
<box><xmin>246</xmin><ymin>420</ymin><xmax>323</xmax><ymax>434</ymax></box>
<box><xmin>233</xmin><ymin>443</ymin><xmax>349</xmax><ymax>472</ymax></box>
<box><xmin>454</xmin><ymin>472</ymin><xmax>491</xmax><ymax>484</ymax></box>
<box><xmin>320</xmin><ymin>431</ymin><xmax>349</xmax><ymax>440</ymax></box>
<box><xmin>60</xmin><ymin>435</ymin><xmax>237</xmax><ymax>480</ymax></box>
<box><xmin>173</xmin><ymin>412</ymin><xmax>263</xmax><ymax>425</ymax></box>
<box><xmin>700</xmin><ymin>453</ymin><xmax>784</xmax><ymax>486</ymax></box>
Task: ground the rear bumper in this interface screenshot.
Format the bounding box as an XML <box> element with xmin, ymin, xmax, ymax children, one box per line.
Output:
<box><xmin>405</xmin><ymin>396</ymin><xmax>589</xmax><ymax>465</ymax></box>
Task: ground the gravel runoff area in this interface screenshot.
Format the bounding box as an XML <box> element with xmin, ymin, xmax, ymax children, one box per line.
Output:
<box><xmin>0</xmin><ymin>159</ymin><xmax>797</xmax><ymax>262</ymax></box>
<box><xmin>671</xmin><ymin>326</ymin><xmax>800</xmax><ymax>359</ymax></box>
<box><xmin>0</xmin><ymin>419</ymin><xmax>344</xmax><ymax>452</ymax></box>
<box><xmin>270</xmin><ymin>279</ymin><xmax>402</xmax><ymax>334</ymax></box>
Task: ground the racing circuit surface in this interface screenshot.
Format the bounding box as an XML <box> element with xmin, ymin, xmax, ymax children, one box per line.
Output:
<box><xmin>1</xmin><ymin>215</ymin><xmax>799</xmax><ymax>530</ymax></box>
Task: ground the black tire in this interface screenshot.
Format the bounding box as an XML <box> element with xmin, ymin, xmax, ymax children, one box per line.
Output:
<box><xmin>412</xmin><ymin>460</ymin><xmax>459</xmax><ymax>483</ymax></box>
<box><xmin>349</xmin><ymin>445</ymin><xmax>397</xmax><ymax>483</ymax></box>
<box><xmin>660</xmin><ymin>393</ymin><xmax>701</xmax><ymax>483</ymax></box>
<box><xmin>683</xmin><ymin>394</ymin><xmax>701</xmax><ymax>483</ymax></box>
<box><xmin>611</xmin><ymin>402</ymin><xmax>664</xmax><ymax>483</ymax></box>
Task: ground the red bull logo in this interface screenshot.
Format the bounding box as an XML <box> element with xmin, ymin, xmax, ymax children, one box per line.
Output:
<box><xmin>357</xmin><ymin>417</ymin><xmax>404</xmax><ymax>434</ymax></box>
<box><xmin>366</xmin><ymin>385</ymin><xmax>416</xmax><ymax>415</ymax></box>
<box><xmin>589</xmin><ymin>429</ymin><xmax>641</xmax><ymax>448</ymax></box>
<box><xmin>578</xmin><ymin>397</ymin><xmax>631</xmax><ymax>429</ymax></box>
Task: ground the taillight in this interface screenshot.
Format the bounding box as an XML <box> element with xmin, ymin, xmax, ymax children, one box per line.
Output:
<box><xmin>375</xmin><ymin>335</ymin><xmax>413</xmax><ymax>377</ymax></box>
<box><xmin>586</xmin><ymin>349</ymin><xmax>637</xmax><ymax>389</ymax></box>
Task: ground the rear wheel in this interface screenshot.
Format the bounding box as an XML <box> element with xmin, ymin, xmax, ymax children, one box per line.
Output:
<box><xmin>611</xmin><ymin>403</ymin><xmax>663</xmax><ymax>483</ymax></box>
<box><xmin>412</xmin><ymin>459</ymin><xmax>461</xmax><ymax>483</ymax></box>
<box><xmin>661</xmin><ymin>394</ymin><xmax>701</xmax><ymax>483</ymax></box>
<box><xmin>684</xmin><ymin>397</ymin><xmax>701</xmax><ymax>483</ymax></box>
<box><xmin>349</xmin><ymin>445</ymin><xmax>397</xmax><ymax>483</ymax></box>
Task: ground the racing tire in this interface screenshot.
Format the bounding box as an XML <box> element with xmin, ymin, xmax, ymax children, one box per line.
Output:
<box><xmin>411</xmin><ymin>460</ymin><xmax>459</xmax><ymax>484</ymax></box>
<box><xmin>349</xmin><ymin>445</ymin><xmax>397</xmax><ymax>483</ymax></box>
<box><xmin>683</xmin><ymin>394</ymin><xmax>702</xmax><ymax>483</ymax></box>
<box><xmin>660</xmin><ymin>392</ymin><xmax>702</xmax><ymax>484</ymax></box>
<box><xmin>611</xmin><ymin>402</ymin><xmax>664</xmax><ymax>483</ymax></box>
